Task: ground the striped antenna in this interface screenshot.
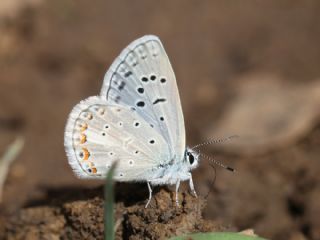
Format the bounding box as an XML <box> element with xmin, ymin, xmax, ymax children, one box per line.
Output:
<box><xmin>200</xmin><ymin>153</ymin><xmax>235</xmax><ymax>172</ymax></box>
<box><xmin>192</xmin><ymin>135</ymin><xmax>239</xmax><ymax>150</ymax></box>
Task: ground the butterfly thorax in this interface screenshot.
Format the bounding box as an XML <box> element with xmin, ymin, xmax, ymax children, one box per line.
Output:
<box><xmin>146</xmin><ymin>147</ymin><xmax>199</xmax><ymax>185</ymax></box>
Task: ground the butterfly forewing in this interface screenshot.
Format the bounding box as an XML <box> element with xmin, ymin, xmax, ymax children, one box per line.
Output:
<box><xmin>64</xmin><ymin>96</ymin><xmax>170</xmax><ymax>180</ymax></box>
<box><xmin>100</xmin><ymin>35</ymin><xmax>186</xmax><ymax>163</ymax></box>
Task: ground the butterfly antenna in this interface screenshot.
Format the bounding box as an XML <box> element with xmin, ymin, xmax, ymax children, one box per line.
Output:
<box><xmin>192</xmin><ymin>135</ymin><xmax>239</xmax><ymax>150</ymax></box>
<box><xmin>200</xmin><ymin>153</ymin><xmax>235</xmax><ymax>172</ymax></box>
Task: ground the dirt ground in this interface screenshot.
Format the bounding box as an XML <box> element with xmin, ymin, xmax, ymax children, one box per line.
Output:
<box><xmin>0</xmin><ymin>1</ymin><xmax>320</xmax><ymax>239</ymax></box>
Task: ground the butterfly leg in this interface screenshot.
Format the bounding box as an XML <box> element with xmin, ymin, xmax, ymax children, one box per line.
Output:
<box><xmin>145</xmin><ymin>181</ymin><xmax>152</xmax><ymax>208</ymax></box>
<box><xmin>175</xmin><ymin>179</ymin><xmax>181</xmax><ymax>207</ymax></box>
<box><xmin>189</xmin><ymin>174</ymin><xmax>198</xmax><ymax>198</ymax></box>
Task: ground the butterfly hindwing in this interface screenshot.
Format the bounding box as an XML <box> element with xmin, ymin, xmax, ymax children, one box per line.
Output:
<box><xmin>64</xmin><ymin>96</ymin><xmax>170</xmax><ymax>180</ymax></box>
<box><xmin>100</xmin><ymin>35</ymin><xmax>186</xmax><ymax>163</ymax></box>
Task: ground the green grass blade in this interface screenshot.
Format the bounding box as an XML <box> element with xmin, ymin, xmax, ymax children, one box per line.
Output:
<box><xmin>0</xmin><ymin>137</ymin><xmax>24</xmax><ymax>202</ymax></box>
<box><xmin>169</xmin><ymin>232</ymin><xmax>267</xmax><ymax>240</ymax></box>
<box><xmin>104</xmin><ymin>163</ymin><xmax>117</xmax><ymax>240</ymax></box>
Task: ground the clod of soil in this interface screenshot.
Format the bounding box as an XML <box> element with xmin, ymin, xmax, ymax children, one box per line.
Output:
<box><xmin>1</xmin><ymin>185</ymin><xmax>231</xmax><ymax>240</ymax></box>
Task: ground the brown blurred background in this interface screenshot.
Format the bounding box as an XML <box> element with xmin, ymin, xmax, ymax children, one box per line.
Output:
<box><xmin>0</xmin><ymin>1</ymin><xmax>320</xmax><ymax>239</ymax></box>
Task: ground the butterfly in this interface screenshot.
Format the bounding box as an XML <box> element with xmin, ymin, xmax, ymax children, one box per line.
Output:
<box><xmin>64</xmin><ymin>35</ymin><xmax>222</xmax><ymax>208</ymax></box>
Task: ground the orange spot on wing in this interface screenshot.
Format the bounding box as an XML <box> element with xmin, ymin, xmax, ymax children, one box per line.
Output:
<box><xmin>80</xmin><ymin>123</ymin><xmax>88</xmax><ymax>131</ymax></box>
<box><xmin>82</xmin><ymin>148</ymin><xmax>90</xmax><ymax>160</ymax></box>
<box><xmin>80</xmin><ymin>134</ymin><xmax>87</xmax><ymax>144</ymax></box>
<box><xmin>92</xmin><ymin>168</ymin><xmax>97</xmax><ymax>173</ymax></box>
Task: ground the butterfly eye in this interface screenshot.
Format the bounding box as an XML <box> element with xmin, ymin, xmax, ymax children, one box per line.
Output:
<box><xmin>188</xmin><ymin>152</ymin><xmax>195</xmax><ymax>165</ymax></box>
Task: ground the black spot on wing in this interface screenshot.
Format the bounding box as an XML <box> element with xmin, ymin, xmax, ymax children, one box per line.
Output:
<box><xmin>105</xmin><ymin>39</ymin><xmax>163</xmax><ymax>101</ymax></box>
<box><xmin>136</xmin><ymin>101</ymin><xmax>145</xmax><ymax>107</ymax></box>
<box><xmin>115</xmin><ymin>96</ymin><xmax>121</xmax><ymax>103</ymax></box>
<box><xmin>134</xmin><ymin>121</ymin><xmax>140</xmax><ymax>127</ymax></box>
<box><xmin>153</xmin><ymin>98</ymin><xmax>166</xmax><ymax>105</ymax></box>
<box><xmin>125</xmin><ymin>71</ymin><xmax>132</xmax><ymax>77</ymax></box>
<box><xmin>137</xmin><ymin>87</ymin><xmax>144</xmax><ymax>94</ymax></box>
<box><xmin>160</xmin><ymin>77</ymin><xmax>166</xmax><ymax>83</ymax></box>
<box><xmin>118</xmin><ymin>82</ymin><xmax>125</xmax><ymax>91</ymax></box>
